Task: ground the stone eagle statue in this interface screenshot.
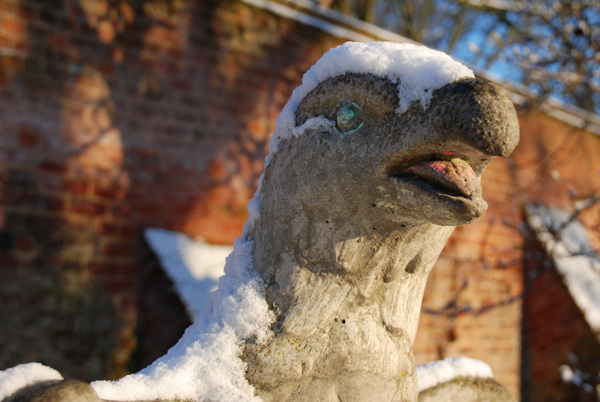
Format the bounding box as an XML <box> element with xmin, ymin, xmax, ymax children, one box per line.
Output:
<box><xmin>2</xmin><ymin>42</ymin><xmax>519</xmax><ymax>402</ymax></box>
<box><xmin>242</xmin><ymin>42</ymin><xmax>519</xmax><ymax>401</ymax></box>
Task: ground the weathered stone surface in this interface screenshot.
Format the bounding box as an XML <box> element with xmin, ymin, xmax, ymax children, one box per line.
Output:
<box><xmin>418</xmin><ymin>377</ymin><xmax>516</xmax><ymax>402</ymax></box>
<box><xmin>5</xmin><ymin>379</ymin><xmax>101</xmax><ymax>402</ymax></box>
<box><xmin>243</xmin><ymin>73</ymin><xmax>519</xmax><ymax>401</ymax></box>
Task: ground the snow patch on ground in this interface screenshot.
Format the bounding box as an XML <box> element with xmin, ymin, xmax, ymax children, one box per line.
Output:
<box><xmin>525</xmin><ymin>204</ymin><xmax>600</xmax><ymax>333</ymax></box>
<box><xmin>0</xmin><ymin>363</ymin><xmax>63</xmax><ymax>400</ymax></box>
<box><xmin>144</xmin><ymin>228</ymin><xmax>232</xmax><ymax>319</ymax></box>
<box><xmin>417</xmin><ymin>357</ymin><xmax>493</xmax><ymax>391</ymax></box>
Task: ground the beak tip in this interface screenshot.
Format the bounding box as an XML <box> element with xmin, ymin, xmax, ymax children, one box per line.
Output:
<box><xmin>435</xmin><ymin>78</ymin><xmax>521</xmax><ymax>158</ymax></box>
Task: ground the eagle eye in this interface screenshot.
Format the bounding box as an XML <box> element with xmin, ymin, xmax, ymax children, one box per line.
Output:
<box><xmin>335</xmin><ymin>102</ymin><xmax>363</xmax><ymax>134</ymax></box>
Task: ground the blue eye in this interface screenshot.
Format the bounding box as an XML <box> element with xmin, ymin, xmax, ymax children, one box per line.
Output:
<box><xmin>335</xmin><ymin>102</ymin><xmax>363</xmax><ymax>134</ymax></box>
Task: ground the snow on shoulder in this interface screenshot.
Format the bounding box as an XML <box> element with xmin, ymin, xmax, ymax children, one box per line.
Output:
<box><xmin>267</xmin><ymin>41</ymin><xmax>474</xmax><ymax>163</ymax></box>
<box><xmin>91</xmin><ymin>235</ymin><xmax>274</xmax><ymax>401</ymax></box>
<box><xmin>0</xmin><ymin>363</ymin><xmax>63</xmax><ymax>400</ymax></box>
<box><xmin>417</xmin><ymin>357</ymin><xmax>493</xmax><ymax>391</ymax></box>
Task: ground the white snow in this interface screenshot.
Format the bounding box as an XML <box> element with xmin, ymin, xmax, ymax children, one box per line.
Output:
<box><xmin>144</xmin><ymin>228</ymin><xmax>232</xmax><ymax>319</ymax></box>
<box><xmin>291</xmin><ymin>116</ymin><xmax>335</xmax><ymax>138</ymax></box>
<box><xmin>417</xmin><ymin>357</ymin><xmax>494</xmax><ymax>391</ymax></box>
<box><xmin>91</xmin><ymin>235</ymin><xmax>274</xmax><ymax>401</ymax></box>
<box><xmin>525</xmin><ymin>204</ymin><xmax>600</xmax><ymax>333</ymax></box>
<box><xmin>0</xmin><ymin>363</ymin><xmax>63</xmax><ymax>400</ymax></box>
<box><xmin>266</xmin><ymin>41</ymin><xmax>474</xmax><ymax>165</ymax></box>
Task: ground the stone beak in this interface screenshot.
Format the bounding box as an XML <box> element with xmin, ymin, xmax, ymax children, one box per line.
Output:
<box><xmin>426</xmin><ymin>78</ymin><xmax>520</xmax><ymax>159</ymax></box>
<box><xmin>382</xmin><ymin>78</ymin><xmax>520</xmax><ymax>226</ymax></box>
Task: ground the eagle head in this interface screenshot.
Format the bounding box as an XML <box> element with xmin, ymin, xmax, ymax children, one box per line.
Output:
<box><xmin>260</xmin><ymin>42</ymin><xmax>519</xmax><ymax>232</ymax></box>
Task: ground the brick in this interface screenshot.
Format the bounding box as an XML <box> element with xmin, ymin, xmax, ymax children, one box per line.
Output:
<box><xmin>69</xmin><ymin>198</ymin><xmax>106</xmax><ymax>216</ymax></box>
<box><xmin>38</xmin><ymin>160</ymin><xmax>69</xmax><ymax>174</ymax></box>
<box><xmin>101</xmin><ymin>222</ymin><xmax>124</xmax><ymax>237</ymax></box>
<box><xmin>62</xmin><ymin>179</ymin><xmax>91</xmax><ymax>195</ymax></box>
<box><xmin>2</xmin><ymin>191</ymin><xmax>64</xmax><ymax>211</ymax></box>
<box><xmin>98</xmin><ymin>62</ymin><xmax>115</xmax><ymax>76</ymax></box>
<box><xmin>3</xmin><ymin>15</ymin><xmax>25</xmax><ymax>36</ymax></box>
<box><xmin>93</xmin><ymin>184</ymin><xmax>126</xmax><ymax>200</ymax></box>
<box><xmin>102</xmin><ymin>240</ymin><xmax>134</xmax><ymax>259</ymax></box>
<box><xmin>17</xmin><ymin>125</ymin><xmax>40</xmax><ymax>147</ymax></box>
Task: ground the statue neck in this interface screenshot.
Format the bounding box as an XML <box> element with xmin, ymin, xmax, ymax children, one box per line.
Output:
<box><xmin>243</xmin><ymin>168</ymin><xmax>456</xmax><ymax>400</ymax></box>
<box><xmin>249</xmin><ymin>191</ymin><xmax>455</xmax><ymax>341</ymax></box>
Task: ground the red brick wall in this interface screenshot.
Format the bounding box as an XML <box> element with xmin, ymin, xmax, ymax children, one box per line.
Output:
<box><xmin>0</xmin><ymin>0</ymin><xmax>344</xmax><ymax>380</ymax></box>
<box><xmin>1</xmin><ymin>0</ymin><xmax>599</xmax><ymax>398</ymax></box>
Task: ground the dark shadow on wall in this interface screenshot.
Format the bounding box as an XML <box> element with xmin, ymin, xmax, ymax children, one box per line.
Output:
<box><xmin>0</xmin><ymin>0</ymin><xmax>127</xmax><ymax>382</ymax></box>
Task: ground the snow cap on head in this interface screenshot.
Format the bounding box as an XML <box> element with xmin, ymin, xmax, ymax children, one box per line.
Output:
<box><xmin>266</xmin><ymin>41</ymin><xmax>475</xmax><ymax>163</ymax></box>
